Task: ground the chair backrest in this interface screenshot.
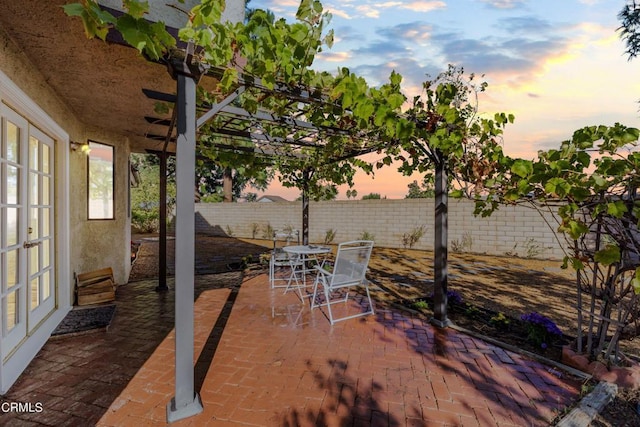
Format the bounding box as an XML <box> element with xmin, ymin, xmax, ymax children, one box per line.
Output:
<box><xmin>272</xmin><ymin>229</ymin><xmax>300</xmax><ymax>252</ymax></box>
<box><xmin>330</xmin><ymin>240</ymin><xmax>374</xmax><ymax>287</ymax></box>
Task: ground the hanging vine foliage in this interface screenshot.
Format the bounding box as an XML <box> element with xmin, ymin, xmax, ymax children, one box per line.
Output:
<box><xmin>62</xmin><ymin>0</ymin><xmax>498</xmax><ymax>198</ymax></box>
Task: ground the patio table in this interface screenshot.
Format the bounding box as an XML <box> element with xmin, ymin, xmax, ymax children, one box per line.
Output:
<box><xmin>283</xmin><ymin>245</ymin><xmax>331</xmax><ymax>297</ymax></box>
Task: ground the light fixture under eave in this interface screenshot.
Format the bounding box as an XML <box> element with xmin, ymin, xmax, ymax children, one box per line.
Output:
<box><xmin>70</xmin><ymin>141</ymin><xmax>91</xmax><ymax>154</ymax></box>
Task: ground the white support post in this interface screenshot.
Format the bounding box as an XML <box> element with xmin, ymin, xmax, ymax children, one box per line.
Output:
<box><xmin>167</xmin><ymin>66</ymin><xmax>203</xmax><ymax>423</ymax></box>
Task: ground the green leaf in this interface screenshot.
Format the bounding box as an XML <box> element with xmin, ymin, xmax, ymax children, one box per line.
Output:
<box><xmin>387</xmin><ymin>93</ymin><xmax>405</xmax><ymax>110</ymax></box>
<box><xmin>123</xmin><ymin>0</ymin><xmax>149</xmax><ymax>19</ymax></box>
<box><xmin>503</xmin><ymin>189</ymin><xmax>520</xmax><ymax>201</ymax></box>
<box><xmin>607</xmin><ymin>200</ymin><xmax>628</xmax><ymax>218</ymax></box>
<box><xmin>62</xmin><ymin>3</ymin><xmax>86</xmax><ymax>17</ymax></box>
<box><xmin>220</xmin><ymin>68</ymin><xmax>238</xmax><ymax>92</ymax></box>
<box><xmin>576</xmin><ymin>151</ymin><xmax>591</xmax><ymax>168</ymax></box>
<box><xmin>593</xmin><ymin>245</ymin><xmax>621</xmax><ymax>265</ymax></box>
<box><xmin>569</xmin><ymin>186</ymin><xmax>591</xmax><ymax>201</ymax></box>
<box><xmin>516</xmin><ymin>179</ymin><xmax>531</xmax><ymax>195</ymax></box>
<box><xmin>323</xmin><ymin>29</ymin><xmax>334</xmax><ymax>48</ymax></box>
<box><xmin>591</xmin><ymin>173</ymin><xmax>607</xmax><ymax>188</ymax></box>
<box><xmin>571</xmin><ymin>257</ymin><xmax>585</xmax><ymax>270</ymax></box>
<box><xmin>544</xmin><ymin>177</ymin><xmax>571</xmax><ymax>198</ymax></box>
<box><xmin>632</xmin><ymin>268</ymin><xmax>640</xmax><ymax>294</ymax></box>
<box><xmin>511</xmin><ymin>159</ymin><xmax>533</xmax><ymax>178</ymax></box>
<box><xmin>561</xmin><ymin>219</ymin><xmax>589</xmax><ymax>240</ymax></box>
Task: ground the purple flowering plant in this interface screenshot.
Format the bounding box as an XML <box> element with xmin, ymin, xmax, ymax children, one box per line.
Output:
<box><xmin>429</xmin><ymin>290</ymin><xmax>463</xmax><ymax>306</ymax></box>
<box><xmin>520</xmin><ymin>312</ymin><xmax>562</xmax><ymax>349</ymax></box>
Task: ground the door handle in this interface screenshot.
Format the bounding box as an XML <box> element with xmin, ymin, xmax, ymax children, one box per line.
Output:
<box><xmin>23</xmin><ymin>241</ymin><xmax>41</xmax><ymax>249</ymax></box>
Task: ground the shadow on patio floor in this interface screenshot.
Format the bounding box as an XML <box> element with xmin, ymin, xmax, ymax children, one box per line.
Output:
<box><xmin>0</xmin><ymin>236</ymin><xmax>586</xmax><ymax>426</ymax></box>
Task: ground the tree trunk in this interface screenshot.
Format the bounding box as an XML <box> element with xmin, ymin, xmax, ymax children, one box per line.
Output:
<box><xmin>223</xmin><ymin>167</ymin><xmax>233</xmax><ymax>202</ymax></box>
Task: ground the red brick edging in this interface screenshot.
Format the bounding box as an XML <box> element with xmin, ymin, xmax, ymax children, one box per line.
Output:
<box><xmin>562</xmin><ymin>346</ymin><xmax>640</xmax><ymax>389</ymax></box>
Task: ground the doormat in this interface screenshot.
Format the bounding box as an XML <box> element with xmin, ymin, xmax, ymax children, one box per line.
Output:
<box><xmin>52</xmin><ymin>303</ymin><xmax>116</xmax><ymax>336</ymax></box>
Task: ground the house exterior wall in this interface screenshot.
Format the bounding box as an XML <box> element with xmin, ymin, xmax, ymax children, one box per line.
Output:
<box><xmin>0</xmin><ymin>9</ymin><xmax>137</xmax><ymax>395</ymax></box>
<box><xmin>0</xmin><ymin>0</ymin><xmax>246</xmax><ymax>397</ymax></box>
<box><xmin>195</xmin><ymin>198</ymin><xmax>569</xmax><ymax>260</ymax></box>
<box><xmin>0</xmin><ymin>29</ymin><xmax>132</xmax><ymax>290</ymax></box>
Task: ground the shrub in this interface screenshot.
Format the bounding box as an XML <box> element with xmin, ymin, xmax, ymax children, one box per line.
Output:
<box><xmin>489</xmin><ymin>312</ymin><xmax>511</xmax><ymax>330</ymax></box>
<box><xmin>401</xmin><ymin>225</ymin><xmax>425</xmax><ymax>249</ymax></box>
<box><xmin>262</xmin><ymin>223</ymin><xmax>274</xmax><ymax>239</ymax></box>
<box><xmin>250</xmin><ymin>222</ymin><xmax>260</xmax><ymax>239</ymax></box>
<box><xmin>413</xmin><ymin>300</ymin><xmax>429</xmax><ymax>311</ymax></box>
<box><xmin>324</xmin><ymin>229</ymin><xmax>336</xmax><ymax>245</ymax></box>
<box><xmin>520</xmin><ymin>312</ymin><xmax>562</xmax><ymax>349</ymax></box>
<box><xmin>131</xmin><ymin>209</ymin><xmax>158</xmax><ymax>233</ymax></box>
<box><xmin>451</xmin><ymin>232</ymin><xmax>473</xmax><ymax>253</ymax></box>
<box><xmin>523</xmin><ymin>237</ymin><xmax>545</xmax><ymax>259</ymax></box>
<box><xmin>360</xmin><ymin>231</ymin><xmax>375</xmax><ymax>241</ymax></box>
<box><xmin>429</xmin><ymin>290</ymin><xmax>463</xmax><ymax>306</ymax></box>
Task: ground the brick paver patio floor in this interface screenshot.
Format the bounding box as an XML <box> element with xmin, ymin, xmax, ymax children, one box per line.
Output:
<box><xmin>1</xmin><ymin>270</ymin><xmax>584</xmax><ymax>426</ymax></box>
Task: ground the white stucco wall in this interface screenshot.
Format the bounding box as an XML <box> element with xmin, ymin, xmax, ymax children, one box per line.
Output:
<box><xmin>0</xmin><ymin>29</ymin><xmax>132</xmax><ymax>292</ymax></box>
<box><xmin>195</xmin><ymin>199</ymin><xmax>569</xmax><ymax>260</ymax></box>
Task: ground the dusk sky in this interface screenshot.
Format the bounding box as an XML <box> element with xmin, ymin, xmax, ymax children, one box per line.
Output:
<box><xmin>250</xmin><ymin>0</ymin><xmax>640</xmax><ymax>200</ymax></box>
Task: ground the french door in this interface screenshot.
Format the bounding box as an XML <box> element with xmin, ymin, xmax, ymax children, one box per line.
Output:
<box><xmin>1</xmin><ymin>103</ymin><xmax>55</xmax><ymax>360</ymax></box>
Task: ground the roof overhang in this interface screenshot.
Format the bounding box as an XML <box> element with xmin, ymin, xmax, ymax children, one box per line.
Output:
<box><xmin>0</xmin><ymin>0</ymin><xmax>392</xmax><ymax>164</ymax></box>
<box><xmin>0</xmin><ymin>0</ymin><xmax>186</xmax><ymax>153</ymax></box>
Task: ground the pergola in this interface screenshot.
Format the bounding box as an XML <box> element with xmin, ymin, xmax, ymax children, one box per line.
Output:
<box><xmin>0</xmin><ymin>1</ymin><xmax>453</xmax><ymax>421</ymax></box>
<box><xmin>143</xmin><ymin>47</ymin><xmax>394</xmax><ymax>289</ymax></box>
<box><xmin>145</xmin><ymin>49</ymin><xmax>452</xmax><ymax>421</ymax></box>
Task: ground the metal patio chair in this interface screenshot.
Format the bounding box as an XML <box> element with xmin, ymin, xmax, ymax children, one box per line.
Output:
<box><xmin>311</xmin><ymin>240</ymin><xmax>374</xmax><ymax>324</ymax></box>
<box><xmin>269</xmin><ymin>229</ymin><xmax>300</xmax><ymax>288</ymax></box>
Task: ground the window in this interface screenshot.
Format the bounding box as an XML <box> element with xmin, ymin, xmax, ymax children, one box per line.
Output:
<box><xmin>87</xmin><ymin>141</ymin><xmax>114</xmax><ymax>219</ymax></box>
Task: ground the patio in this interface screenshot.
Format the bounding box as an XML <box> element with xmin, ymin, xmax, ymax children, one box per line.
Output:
<box><xmin>0</xmin><ymin>249</ymin><xmax>586</xmax><ymax>426</ymax></box>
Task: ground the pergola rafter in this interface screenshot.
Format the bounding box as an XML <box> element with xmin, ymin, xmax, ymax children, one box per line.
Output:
<box><xmin>144</xmin><ymin>65</ymin><xmax>386</xmax><ymax>162</ymax></box>
<box><xmin>143</xmin><ymin>62</ymin><xmax>394</xmax><ymax>249</ymax></box>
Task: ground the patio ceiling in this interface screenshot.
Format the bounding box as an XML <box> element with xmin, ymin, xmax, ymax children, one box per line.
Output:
<box><xmin>0</xmin><ymin>0</ymin><xmax>176</xmax><ymax>154</ymax></box>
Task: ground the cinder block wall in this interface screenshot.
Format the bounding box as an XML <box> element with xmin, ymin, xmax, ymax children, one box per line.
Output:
<box><xmin>195</xmin><ymin>199</ymin><xmax>568</xmax><ymax>259</ymax></box>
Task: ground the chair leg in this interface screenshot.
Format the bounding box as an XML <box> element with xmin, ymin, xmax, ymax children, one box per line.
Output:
<box><xmin>324</xmin><ymin>284</ymin><xmax>375</xmax><ymax>324</ymax></box>
<box><xmin>269</xmin><ymin>258</ymin><xmax>275</xmax><ymax>288</ymax></box>
<box><xmin>311</xmin><ymin>275</ymin><xmax>321</xmax><ymax>308</ymax></box>
<box><xmin>324</xmin><ymin>282</ymin><xmax>334</xmax><ymax>324</ymax></box>
<box><xmin>285</xmin><ymin>262</ymin><xmax>303</xmax><ymax>297</ymax></box>
<box><xmin>364</xmin><ymin>283</ymin><xmax>375</xmax><ymax>316</ymax></box>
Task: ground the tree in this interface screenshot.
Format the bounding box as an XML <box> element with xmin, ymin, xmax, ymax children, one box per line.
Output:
<box><xmin>361</xmin><ymin>193</ymin><xmax>382</xmax><ymax>200</ymax></box>
<box><xmin>405</xmin><ymin>175</ymin><xmax>435</xmax><ymax>198</ymax></box>
<box><xmin>244</xmin><ymin>192</ymin><xmax>258</xmax><ymax>202</ymax></box>
<box><xmin>294</xmin><ymin>184</ymin><xmax>338</xmax><ymax>201</ymax></box>
<box><xmin>130</xmin><ymin>154</ymin><xmax>176</xmax><ymax>232</ymax></box>
<box><xmin>471</xmin><ymin>124</ymin><xmax>640</xmax><ymax>362</ymax></box>
<box><xmin>619</xmin><ymin>1</ymin><xmax>640</xmax><ymax>59</ymax></box>
<box><xmin>382</xmin><ymin>65</ymin><xmax>513</xmax><ymax>325</ymax></box>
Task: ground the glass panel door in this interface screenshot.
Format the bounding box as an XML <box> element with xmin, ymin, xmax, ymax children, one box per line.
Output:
<box><xmin>27</xmin><ymin>126</ymin><xmax>55</xmax><ymax>330</ymax></box>
<box><xmin>1</xmin><ymin>104</ymin><xmax>28</xmax><ymax>359</ymax></box>
<box><xmin>0</xmin><ymin>104</ymin><xmax>56</xmax><ymax>358</ymax></box>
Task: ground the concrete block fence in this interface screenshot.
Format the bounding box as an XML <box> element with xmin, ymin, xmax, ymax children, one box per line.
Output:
<box><xmin>195</xmin><ymin>198</ymin><xmax>569</xmax><ymax>260</ymax></box>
